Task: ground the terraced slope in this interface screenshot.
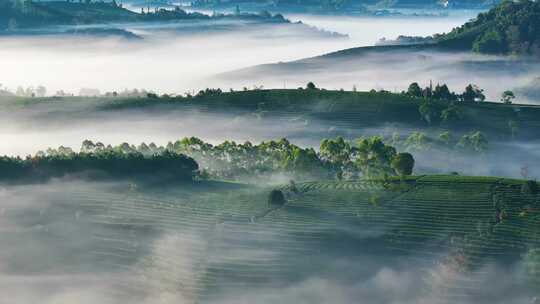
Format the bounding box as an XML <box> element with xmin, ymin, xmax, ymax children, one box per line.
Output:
<box><xmin>277</xmin><ymin>176</ymin><xmax>540</xmax><ymax>300</ymax></box>
<box><xmin>3</xmin><ymin>176</ymin><xmax>539</xmax><ymax>302</ymax></box>
<box><xmin>5</xmin><ymin>89</ymin><xmax>540</xmax><ymax>140</ymax></box>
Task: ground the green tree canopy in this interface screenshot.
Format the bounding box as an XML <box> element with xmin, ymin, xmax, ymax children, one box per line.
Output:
<box><xmin>391</xmin><ymin>152</ymin><xmax>415</xmax><ymax>176</ymax></box>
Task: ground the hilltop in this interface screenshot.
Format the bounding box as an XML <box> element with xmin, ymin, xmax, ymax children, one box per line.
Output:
<box><xmin>436</xmin><ymin>0</ymin><xmax>540</xmax><ymax>55</ymax></box>
<box><xmin>0</xmin><ymin>0</ymin><xmax>291</xmax><ymax>30</ymax></box>
<box><xmin>84</xmin><ymin>88</ymin><xmax>540</xmax><ymax>140</ymax></box>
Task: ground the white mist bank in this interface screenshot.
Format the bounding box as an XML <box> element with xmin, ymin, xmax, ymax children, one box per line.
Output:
<box><xmin>221</xmin><ymin>49</ymin><xmax>540</xmax><ymax>104</ymax></box>
<box><xmin>0</xmin><ymin>15</ymin><xmax>470</xmax><ymax>95</ymax></box>
<box><xmin>0</xmin><ymin>180</ymin><xmax>536</xmax><ymax>304</ymax></box>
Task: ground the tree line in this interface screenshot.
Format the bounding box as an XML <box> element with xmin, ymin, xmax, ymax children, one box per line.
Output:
<box><xmin>0</xmin><ymin>145</ymin><xmax>198</xmax><ymax>182</ymax></box>
<box><xmin>0</xmin><ymin>137</ymin><xmax>417</xmax><ymax>182</ymax></box>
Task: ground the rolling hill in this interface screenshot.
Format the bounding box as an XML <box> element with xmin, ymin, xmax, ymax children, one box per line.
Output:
<box><xmin>5</xmin><ymin>175</ymin><xmax>537</xmax><ymax>302</ymax></box>
<box><xmin>436</xmin><ymin>0</ymin><xmax>540</xmax><ymax>55</ymax></box>
<box><xmin>83</xmin><ymin>89</ymin><xmax>540</xmax><ymax>140</ymax></box>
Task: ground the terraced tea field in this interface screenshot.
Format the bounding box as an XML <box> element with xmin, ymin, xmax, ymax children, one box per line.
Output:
<box><xmin>2</xmin><ymin>176</ymin><xmax>539</xmax><ymax>303</ymax></box>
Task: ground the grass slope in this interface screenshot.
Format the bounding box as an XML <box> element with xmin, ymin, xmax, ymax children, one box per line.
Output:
<box><xmin>271</xmin><ymin>175</ymin><xmax>540</xmax><ymax>298</ymax></box>
<box><xmin>29</xmin><ymin>175</ymin><xmax>538</xmax><ymax>300</ymax></box>
<box><xmin>33</xmin><ymin>89</ymin><xmax>540</xmax><ymax>139</ymax></box>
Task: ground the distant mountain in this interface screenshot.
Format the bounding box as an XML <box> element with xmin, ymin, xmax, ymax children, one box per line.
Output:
<box><xmin>436</xmin><ymin>0</ymin><xmax>540</xmax><ymax>56</ymax></box>
<box><xmin>0</xmin><ymin>0</ymin><xmax>291</xmax><ymax>31</ymax></box>
<box><xmin>191</xmin><ymin>0</ymin><xmax>499</xmax><ymax>13</ymax></box>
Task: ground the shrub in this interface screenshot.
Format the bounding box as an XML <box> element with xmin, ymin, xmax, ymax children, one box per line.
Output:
<box><xmin>268</xmin><ymin>189</ymin><xmax>286</xmax><ymax>206</ymax></box>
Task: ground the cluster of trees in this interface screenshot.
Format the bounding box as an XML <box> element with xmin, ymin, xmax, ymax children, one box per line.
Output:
<box><xmin>12</xmin><ymin>85</ymin><xmax>47</xmax><ymax>97</ymax></box>
<box><xmin>0</xmin><ymin>0</ymin><xmax>291</xmax><ymax>31</ymax></box>
<box><xmin>76</xmin><ymin>137</ymin><xmax>415</xmax><ymax>182</ymax></box>
<box><xmin>0</xmin><ymin>143</ymin><xmax>198</xmax><ymax>181</ymax></box>
<box><xmin>320</xmin><ymin>136</ymin><xmax>414</xmax><ymax>179</ymax></box>
<box><xmin>0</xmin><ymin>131</ymin><xmax>493</xmax><ymax>183</ymax></box>
<box><xmin>437</xmin><ymin>0</ymin><xmax>540</xmax><ymax>56</ymax></box>
<box><xmin>406</xmin><ymin>82</ymin><xmax>486</xmax><ymax>103</ymax></box>
<box><xmin>388</xmin><ymin>130</ymin><xmax>489</xmax><ymax>154</ymax></box>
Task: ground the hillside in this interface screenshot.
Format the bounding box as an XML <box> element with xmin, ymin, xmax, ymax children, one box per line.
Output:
<box><xmin>436</xmin><ymin>0</ymin><xmax>540</xmax><ymax>55</ymax></box>
<box><xmin>83</xmin><ymin>89</ymin><xmax>540</xmax><ymax>140</ymax></box>
<box><xmin>5</xmin><ymin>174</ymin><xmax>536</xmax><ymax>301</ymax></box>
<box><xmin>270</xmin><ymin>176</ymin><xmax>540</xmax><ymax>300</ymax></box>
<box><xmin>0</xmin><ymin>0</ymin><xmax>290</xmax><ymax>30</ymax></box>
<box><xmin>191</xmin><ymin>0</ymin><xmax>497</xmax><ymax>13</ymax></box>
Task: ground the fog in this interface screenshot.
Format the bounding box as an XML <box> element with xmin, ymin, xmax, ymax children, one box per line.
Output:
<box><xmin>0</xmin><ymin>98</ymin><xmax>538</xmax><ymax>180</ymax></box>
<box><xmin>0</xmin><ymin>15</ymin><xmax>472</xmax><ymax>95</ymax></box>
<box><xmin>222</xmin><ymin>48</ymin><xmax>540</xmax><ymax>104</ymax></box>
<box><xmin>286</xmin><ymin>13</ymin><xmax>478</xmax><ymax>46</ymax></box>
<box><xmin>1</xmin><ymin>11</ymin><xmax>539</xmax><ymax>304</ymax></box>
<box><xmin>0</xmin><ymin>180</ymin><xmax>536</xmax><ymax>304</ymax></box>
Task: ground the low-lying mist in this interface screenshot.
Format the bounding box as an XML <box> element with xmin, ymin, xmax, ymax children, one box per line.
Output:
<box><xmin>0</xmin><ymin>14</ymin><xmax>471</xmax><ymax>95</ymax></box>
<box><xmin>1</xmin><ymin>98</ymin><xmax>539</xmax><ymax>180</ymax></box>
<box><xmin>222</xmin><ymin>48</ymin><xmax>540</xmax><ymax>104</ymax></box>
<box><xmin>0</xmin><ymin>179</ymin><xmax>536</xmax><ymax>304</ymax></box>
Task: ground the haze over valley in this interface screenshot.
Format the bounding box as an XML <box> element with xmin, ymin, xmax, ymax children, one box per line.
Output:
<box><xmin>1</xmin><ymin>1</ymin><xmax>539</xmax><ymax>303</ymax></box>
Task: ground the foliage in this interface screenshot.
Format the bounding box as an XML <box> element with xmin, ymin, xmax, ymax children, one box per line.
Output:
<box><xmin>456</xmin><ymin>131</ymin><xmax>488</xmax><ymax>153</ymax></box>
<box><xmin>407</xmin><ymin>82</ymin><xmax>422</xmax><ymax>98</ymax></box>
<box><xmin>418</xmin><ymin>101</ymin><xmax>439</xmax><ymax>124</ymax></box>
<box><xmin>0</xmin><ymin>136</ymin><xmax>414</xmax><ymax>182</ymax></box>
<box><xmin>437</xmin><ymin>0</ymin><xmax>540</xmax><ymax>56</ymax></box>
<box><xmin>0</xmin><ymin>143</ymin><xmax>199</xmax><ymax>181</ymax></box>
<box><xmin>438</xmin><ymin>131</ymin><xmax>454</xmax><ymax>146</ymax></box>
<box><xmin>473</xmin><ymin>30</ymin><xmax>506</xmax><ymax>54</ymax></box>
<box><xmin>501</xmin><ymin>90</ymin><xmax>516</xmax><ymax>104</ymax></box>
<box><xmin>441</xmin><ymin>104</ymin><xmax>464</xmax><ymax>123</ymax></box>
<box><xmin>268</xmin><ymin>189</ymin><xmax>286</xmax><ymax>206</ymax></box>
<box><xmin>306</xmin><ymin>82</ymin><xmax>317</xmax><ymax>90</ymax></box>
<box><xmin>0</xmin><ymin>0</ymin><xmax>290</xmax><ymax>30</ymax></box>
<box><xmin>403</xmin><ymin>131</ymin><xmax>430</xmax><ymax>152</ymax></box>
<box><xmin>391</xmin><ymin>153</ymin><xmax>415</xmax><ymax>176</ymax></box>
<box><xmin>462</xmin><ymin>84</ymin><xmax>486</xmax><ymax>103</ymax></box>
<box><xmin>433</xmin><ymin>83</ymin><xmax>457</xmax><ymax>101</ymax></box>
<box><xmin>170</xmin><ymin>136</ymin><xmax>407</xmax><ymax>181</ymax></box>
<box><xmin>320</xmin><ymin>137</ymin><xmax>355</xmax><ymax>178</ymax></box>
<box><xmin>355</xmin><ymin>136</ymin><xmax>397</xmax><ymax>178</ymax></box>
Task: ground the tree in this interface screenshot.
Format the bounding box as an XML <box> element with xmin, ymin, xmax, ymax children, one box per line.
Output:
<box><xmin>419</xmin><ymin>101</ymin><xmax>439</xmax><ymax>124</ymax></box>
<box><xmin>407</xmin><ymin>82</ymin><xmax>422</xmax><ymax>97</ymax></box>
<box><xmin>355</xmin><ymin>136</ymin><xmax>397</xmax><ymax>178</ymax></box>
<box><xmin>391</xmin><ymin>153</ymin><xmax>415</xmax><ymax>176</ymax></box>
<box><xmin>404</xmin><ymin>132</ymin><xmax>430</xmax><ymax>151</ymax></box>
<box><xmin>473</xmin><ymin>30</ymin><xmax>506</xmax><ymax>54</ymax></box>
<box><xmin>441</xmin><ymin>104</ymin><xmax>463</xmax><ymax>123</ymax></box>
<box><xmin>462</xmin><ymin>84</ymin><xmax>485</xmax><ymax>102</ymax></box>
<box><xmin>501</xmin><ymin>90</ymin><xmax>515</xmax><ymax>104</ymax></box>
<box><xmin>306</xmin><ymin>82</ymin><xmax>317</xmax><ymax>90</ymax></box>
<box><xmin>438</xmin><ymin>131</ymin><xmax>453</xmax><ymax>146</ymax></box>
<box><xmin>433</xmin><ymin>84</ymin><xmax>456</xmax><ymax>101</ymax></box>
<box><xmin>268</xmin><ymin>189</ymin><xmax>286</xmax><ymax>206</ymax></box>
<box><xmin>457</xmin><ymin>131</ymin><xmax>488</xmax><ymax>153</ymax></box>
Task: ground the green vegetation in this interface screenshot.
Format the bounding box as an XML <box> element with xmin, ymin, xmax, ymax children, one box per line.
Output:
<box><xmin>90</xmin><ymin>87</ymin><xmax>540</xmax><ymax>140</ymax></box>
<box><xmin>268</xmin><ymin>189</ymin><xmax>286</xmax><ymax>206</ymax></box>
<box><xmin>437</xmin><ymin>0</ymin><xmax>540</xmax><ymax>56</ymax></box>
<box><xmin>274</xmin><ymin>175</ymin><xmax>540</xmax><ymax>295</ymax></box>
<box><xmin>0</xmin><ymin>0</ymin><xmax>289</xmax><ymax>30</ymax></box>
<box><xmin>391</xmin><ymin>152</ymin><xmax>415</xmax><ymax>176</ymax></box>
<box><xmin>76</xmin><ymin>136</ymin><xmax>413</xmax><ymax>181</ymax></box>
<box><xmin>0</xmin><ymin>143</ymin><xmax>198</xmax><ymax>182</ymax></box>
